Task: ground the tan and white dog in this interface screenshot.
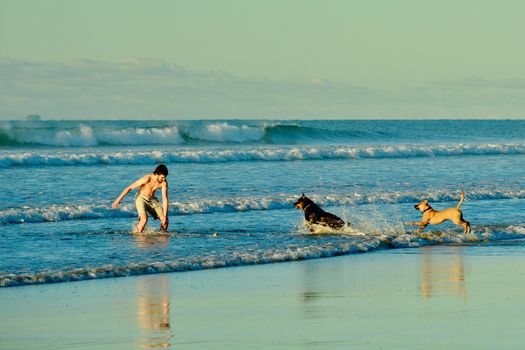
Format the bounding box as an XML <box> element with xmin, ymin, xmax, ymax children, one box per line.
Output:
<box><xmin>405</xmin><ymin>191</ymin><xmax>471</xmax><ymax>234</ymax></box>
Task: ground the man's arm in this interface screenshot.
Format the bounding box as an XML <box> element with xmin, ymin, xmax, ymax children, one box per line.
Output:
<box><xmin>161</xmin><ymin>181</ymin><xmax>169</xmax><ymax>217</ymax></box>
<box><xmin>159</xmin><ymin>181</ymin><xmax>169</xmax><ymax>228</ymax></box>
<box><xmin>112</xmin><ymin>175</ymin><xmax>149</xmax><ymax>208</ymax></box>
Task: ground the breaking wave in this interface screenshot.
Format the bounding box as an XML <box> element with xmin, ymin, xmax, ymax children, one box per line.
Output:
<box><xmin>0</xmin><ymin>125</ymin><xmax>184</xmax><ymax>147</ymax></box>
<box><xmin>2</xmin><ymin>189</ymin><xmax>524</xmax><ymax>225</ymax></box>
<box><xmin>1</xmin><ymin>143</ymin><xmax>524</xmax><ymax>168</ymax></box>
<box><xmin>2</xmin><ymin>119</ymin><xmax>524</xmax><ymax>148</ymax></box>
<box><xmin>0</xmin><ymin>122</ymin><xmax>321</xmax><ymax>147</ymax></box>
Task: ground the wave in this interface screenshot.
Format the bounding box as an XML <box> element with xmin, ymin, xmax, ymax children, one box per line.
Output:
<box><xmin>3</xmin><ymin>120</ymin><xmax>525</xmax><ymax>148</ymax></box>
<box><xmin>0</xmin><ymin>122</ymin><xmax>319</xmax><ymax>147</ymax></box>
<box><xmin>0</xmin><ymin>129</ymin><xmax>21</xmax><ymax>146</ymax></box>
<box><xmin>0</xmin><ymin>124</ymin><xmax>185</xmax><ymax>147</ymax></box>
<box><xmin>0</xmin><ymin>121</ymin><xmax>372</xmax><ymax>147</ymax></box>
<box><xmin>184</xmin><ymin>122</ymin><xmax>265</xmax><ymax>143</ymax></box>
<box><xmin>1</xmin><ymin>142</ymin><xmax>524</xmax><ymax>168</ymax></box>
<box><xmin>2</xmin><ymin>189</ymin><xmax>524</xmax><ymax>225</ymax></box>
<box><xmin>2</xmin><ymin>223</ymin><xmax>524</xmax><ymax>287</ymax></box>
<box><xmin>0</xmin><ymin>240</ymin><xmax>383</xmax><ymax>287</ymax></box>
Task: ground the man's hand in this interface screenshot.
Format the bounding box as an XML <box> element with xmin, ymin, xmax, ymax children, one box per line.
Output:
<box><xmin>160</xmin><ymin>215</ymin><xmax>169</xmax><ymax>231</ymax></box>
<box><xmin>111</xmin><ymin>200</ymin><xmax>120</xmax><ymax>208</ymax></box>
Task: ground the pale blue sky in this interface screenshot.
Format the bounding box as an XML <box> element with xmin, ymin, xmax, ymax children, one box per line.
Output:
<box><xmin>1</xmin><ymin>0</ymin><xmax>524</xmax><ymax>119</ymax></box>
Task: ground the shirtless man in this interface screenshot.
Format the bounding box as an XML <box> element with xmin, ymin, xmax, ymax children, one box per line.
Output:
<box><xmin>112</xmin><ymin>164</ymin><xmax>169</xmax><ymax>232</ymax></box>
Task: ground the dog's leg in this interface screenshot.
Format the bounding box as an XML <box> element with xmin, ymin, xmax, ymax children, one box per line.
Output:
<box><xmin>462</xmin><ymin>220</ymin><xmax>471</xmax><ymax>234</ymax></box>
<box><xmin>453</xmin><ymin>214</ymin><xmax>471</xmax><ymax>234</ymax></box>
<box><xmin>304</xmin><ymin>221</ymin><xmax>316</xmax><ymax>232</ymax></box>
<box><xmin>404</xmin><ymin>221</ymin><xmax>422</xmax><ymax>226</ymax></box>
<box><xmin>415</xmin><ymin>223</ymin><xmax>428</xmax><ymax>234</ymax></box>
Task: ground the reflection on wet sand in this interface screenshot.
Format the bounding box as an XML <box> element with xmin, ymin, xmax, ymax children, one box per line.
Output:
<box><xmin>137</xmin><ymin>274</ymin><xmax>173</xmax><ymax>348</ymax></box>
<box><xmin>420</xmin><ymin>247</ymin><xmax>467</xmax><ymax>300</ymax></box>
<box><xmin>134</xmin><ymin>234</ymin><xmax>173</xmax><ymax>348</ymax></box>
<box><xmin>300</xmin><ymin>264</ymin><xmax>330</xmax><ymax>302</ymax></box>
<box><xmin>299</xmin><ymin>260</ymin><xmax>351</xmax><ymax>318</ymax></box>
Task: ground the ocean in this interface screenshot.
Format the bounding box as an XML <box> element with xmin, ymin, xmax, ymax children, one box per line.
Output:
<box><xmin>1</xmin><ymin>119</ymin><xmax>524</xmax><ymax>287</ymax></box>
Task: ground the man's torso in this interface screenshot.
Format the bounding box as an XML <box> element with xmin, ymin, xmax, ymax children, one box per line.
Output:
<box><xmin>139</xmin><ymin>175</ymin><xmax>165</xmax><ymax>197</ymax></box>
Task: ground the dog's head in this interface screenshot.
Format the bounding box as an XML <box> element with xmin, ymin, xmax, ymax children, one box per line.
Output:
<box><xmin>294</xmin><ymin>193</ymin><xmax>313</xmax><ymax>211</ymax></box>
<box><xmin>414</xmin><ymin>199</ymin><xmax>431</xmax><ymax>212</ymax></box>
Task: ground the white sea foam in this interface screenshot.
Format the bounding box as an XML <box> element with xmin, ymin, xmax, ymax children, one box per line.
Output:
<box><xmin>14</xmin><ymin>125</ymin><xmax>98</xmax><ymax>147</ymax></box>
<box><xmin>97</xmin><ymin>126</ymin><xmax>184</xmax><ymax>145</ymax></box>
<box><xmin>1</xmin><ymin>122</ymin><xmax>266</xmax><ymax>146</ymax></box>
<box><xmin>1</xmin><ymin>143</ymin><xmax>524</xmax><ymax>168</ymax></box>
<box><xmin>187</xmin><ymin>123</ymin><xmax>265</xmax><ymax>142</ymax></box>
<box><xmin>8</xmin><ymin>125</ymin><xmax>184</xmax><ymax>147</ymax></box>
<box><xmin>0</xmin><ymin>240</ymin><xmax>383</xmax><ymax>287</ymax></box>
<box><xmin>1</xmin><ymin>189</ymin><xmax>524</xmax><ymax>225</ymax></box>
<box><xmin>2</xmin><ymin>223</ymin><xmax>524</xmax><ymax>287</ymax></box>
<box><xmin>507</xmin><ymin>225</ymin><xmax>525</xmax><ymax>235</ymax></box>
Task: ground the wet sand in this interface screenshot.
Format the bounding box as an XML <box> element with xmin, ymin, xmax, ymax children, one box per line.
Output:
<box><xmin>2</xmin><ymin>245</ymin><xmax>525</xmax><ymax>349</ymax></box>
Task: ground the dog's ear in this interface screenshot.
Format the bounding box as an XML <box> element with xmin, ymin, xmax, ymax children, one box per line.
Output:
<box><xmin>302</xmin><ymin>193</ymin><xmax>305</xmax><ymax>198</ymax></box>
<box><xmin>423</xmin><ymin>199</ymin><xmax>429</xmax><ymax>204</ymax></box>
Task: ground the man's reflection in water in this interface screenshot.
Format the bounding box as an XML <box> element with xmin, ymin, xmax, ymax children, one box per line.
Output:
<box><xmin>137</xmin><ymin>275</ymin><xmax>173</xmax><ymax>349</ymax></box>
<box><xmin>420</xmin><ymin>246</ymin><xmax>467</xmax><ymax>300</ymax></box>
<box><xmin>135</xmin><ymin>234</ymin><xmax>173</xmax><ymax>349</ymax></box>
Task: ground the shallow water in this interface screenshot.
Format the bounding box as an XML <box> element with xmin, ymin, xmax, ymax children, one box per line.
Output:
<box><xmin>1</xmin><ymin>119</ymin><xmax>524</xmax><ymax>287</ymax></box>
<box><xmin>2</xmin><ymin>245</ymin><xmax>525</xmax><ymax>350</ymax></box>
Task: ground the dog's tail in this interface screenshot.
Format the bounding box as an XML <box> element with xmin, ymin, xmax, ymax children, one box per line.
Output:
<box><xmin>456</xmin><ymin>190</ymin><xmax>465</xmax><ymax>209</ymax></box>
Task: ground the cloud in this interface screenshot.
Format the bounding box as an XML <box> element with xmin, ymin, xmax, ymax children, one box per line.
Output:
<box><xmin>0</xmin><ymin>58</ymin><xmax>524</xmax><ymax>119</ymax></box>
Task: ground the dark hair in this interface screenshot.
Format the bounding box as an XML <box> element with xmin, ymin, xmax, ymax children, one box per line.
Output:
<box><xmin>154</xmin><ymin>164</ymin><xmax>169</xmax><ymax>176</ymax></box>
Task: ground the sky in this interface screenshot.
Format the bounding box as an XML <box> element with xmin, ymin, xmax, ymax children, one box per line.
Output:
<box><xmin>1</xmin><ymin>0</ymin><xmax>524</xmax><ymax>119</ymax></box>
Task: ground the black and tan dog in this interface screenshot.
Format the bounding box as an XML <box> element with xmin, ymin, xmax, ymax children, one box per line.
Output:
<box><xmin>294</xmin><ymin>193</ymin><xmax>349</xmax><ymax>231</ymax></box>
<box><xmin>405</xmin><ymin>191</ymin><xmax>471</xmax><ymax>234</ymax></box>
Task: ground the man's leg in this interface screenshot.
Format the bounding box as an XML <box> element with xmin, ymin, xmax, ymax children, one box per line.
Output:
<box><xmin>135</xmin><ymin>195</ymin><xmax>148</xmax><ymax>233</ymax></box>
<box><xmin>136</xmin><ymin>214</ymin><xmax>148</xmax><ymax>233</ymax></box>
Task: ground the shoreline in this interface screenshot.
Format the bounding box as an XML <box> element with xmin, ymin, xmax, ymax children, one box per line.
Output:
<box><xmin>2</xmin><ymin>245</ymin><xmax>525</xmax><ymax>349</ymax></box>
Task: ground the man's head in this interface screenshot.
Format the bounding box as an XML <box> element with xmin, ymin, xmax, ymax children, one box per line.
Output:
<box><xmin>153</xmin><ymin>164</ymin><xmax>169</xmax><ymax>183</ymax></box>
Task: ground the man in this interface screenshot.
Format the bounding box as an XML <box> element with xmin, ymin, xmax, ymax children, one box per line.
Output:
<box><xmin>112</xmin><ymin>164</ymin><xmax>169</xmax><ymax>232</ymax></box>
